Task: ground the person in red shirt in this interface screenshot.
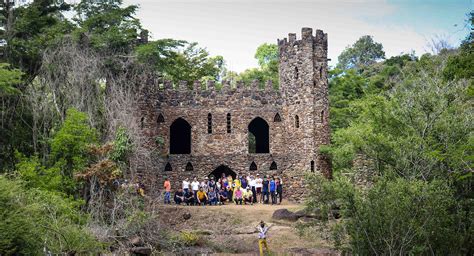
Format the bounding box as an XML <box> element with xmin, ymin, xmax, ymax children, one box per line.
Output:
<box><xmin>163</xmin><ymin>178</ymin><xmax>171</xmax><ymax>204</ymax></box>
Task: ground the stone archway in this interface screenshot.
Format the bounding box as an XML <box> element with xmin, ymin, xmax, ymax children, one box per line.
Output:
<box><xmin>210</xmin><ymin>165</ymin><xmax>236</xmax><ymax>180</ymax></box>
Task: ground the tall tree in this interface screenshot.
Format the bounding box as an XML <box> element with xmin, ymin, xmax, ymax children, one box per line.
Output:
<box><xmin>337</xmin><ymin>35</ymin><xmax>385</xmax><ymax>71</ymax></box>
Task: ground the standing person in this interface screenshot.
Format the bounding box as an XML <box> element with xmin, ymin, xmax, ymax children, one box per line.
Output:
<box><xmin>255</xmin><ymin>174</ymin><xmax>263</xmax><ymax>203</ymax></box>
<box><xmin>208</xmin><ymin>176</ymin><xmax>216</xmax><ymax>192</ymax></box>
<box><xmin>163</xmin><ymin>178</ymin><xmax>171</xmax><ymax>204</ymax></box>
<box><xmin>216</xmin><ymin>178</ymin><xmax>222</xmax><ymax>191</ymax></box>
<box><xmin>276</xmin><ymin>176</ymin><xmax>283</xmax><ymax>204</ymax></box>
<box><xmin>191</xmin><ymin>177</ymin><xmax>200</xmax><ymax>199</ymax></box>
<box><xmin>182</xmin><ymin>178</ymin><xmax>190</xmax><ymax>195</ymax></box>
<box><xmin>249</xmin><ymin>175</ymin><xmax>257</xmax><ymax>203</ymax></box>
<box><xmin>269</xmin><ymin>176</ymin><xmax>276</xmax><ymax>205</ymax></box>
<box><xmin>262</xmin><ymin>176</ymin><xmax>270</xmax><ymax>204</ymax></box>
<box><xmin>201</xmin><ymin>177</ymin><xmax>209</xmax><ymax>192</ymax></box>
<box><xmin>174</xmin><ymin>188</ymin><xmax>185</xmax><ymax>205</ymax></box>
<box><xmin>196</xmin><ymin>187</ymin><xmax>208</xmax><ymax>206</ymax></box>
<box><xmin>241</xmin><ymin>174</ymin><xmax>247</xmax><ymax>189</ymax></box>
<box><xmin>256</xmin><ymin>221</ymin><xmax>272</xmax><ymax>256</ymax></box>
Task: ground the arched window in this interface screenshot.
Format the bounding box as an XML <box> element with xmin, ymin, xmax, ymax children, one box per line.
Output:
<box><xmin>185</xmin><ymin>162</ymin><xmax>193</xmax><ymax>172</ymax></box>
<box><xmin>170</xmin><ymin>118</ymin><xmax>191</xmax><ymax>154</ymax></box>
<box><xmin>164</xmin><ymin>162</ymin><xmax>172</xmax><ymax>172</ymax></box>
<box><xmin>295</xmin><ymin>115</ymin><xmax>300</xmax><ymax>128</ymax></box>
<box><xmin>248</xmin><ymin>117</ymin><xmax>270</xmax><ymax>154</ymax></box>
<box><xmin>226</xmin><ymin>113</ymin><xmax>231</xmax><ymax>133</ymax></box>
<box><xmin>207</xmin><ymin>113</ymin><xmax>212</xmax><ymax>134</ymax></box>
<box><xmin>310</xmin><ymin>160</ymin><xmax>315</xmax><ymax>172</ymax></box>
<box><xmin>270</xmin><ymin>161</ymin><xmax>277</xmax><ymax>170</ymax></box>
<box><xmin>250</xmin><ymin>161</ymin><xmax>257</xmax><ymax>171</ymax></box>
<box><xmin>157</xmin><ymin>113</ymin><xmax>165</xmax><ymax>123</ymax></box>
<box><xmin>140</xmin><ymin>117</ymin><xmax>145</xmax><ymax>129</ymax></box>
<box><xmin>273</xmin><ymin>113</ymin><xmax>281</xmax><ymax>122</ymax></box>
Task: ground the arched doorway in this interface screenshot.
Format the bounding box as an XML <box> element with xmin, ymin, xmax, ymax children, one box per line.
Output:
<box><xmin>210</xmin><ymin>165</ymin><xmax>236</xmax><ymax>180</ymax></box>
<box><xmin>170</xmin><ymin>118</ymin><xmax>191</xmax><ymax>154</ymax></box>
<box><xmin>248</xmin><ymin>117</ymin><xmax>270</xmax><ymax>153</ymax></box>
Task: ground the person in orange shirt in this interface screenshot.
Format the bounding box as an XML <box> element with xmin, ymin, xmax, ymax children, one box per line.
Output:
<box><xmin>163</xmin><ymin>178</ymin><xmax>171</xmax><ymax>204</ymax></box>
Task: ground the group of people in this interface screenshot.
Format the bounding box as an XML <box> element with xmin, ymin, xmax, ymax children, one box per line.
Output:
<box><xmin>163</xmin><ymin>173</ymin><xmax>284</xmax><ymax>206</ymax></box>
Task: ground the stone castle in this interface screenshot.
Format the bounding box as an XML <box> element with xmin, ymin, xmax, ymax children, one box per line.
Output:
<box><xmin>136</xmin><ymin>28</ymin><xmax>330</xmax><ymax>201</ymax></box>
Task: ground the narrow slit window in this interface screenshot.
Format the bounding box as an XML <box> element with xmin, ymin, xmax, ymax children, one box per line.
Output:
<box><xmin>157</xmin><ymin>113</ymin><xmax>165</xmax><ymax>123</ymax></box>
<box><xmin>207</xmin><ymin>113</ymin><xmax>212</xmax><ymax>134</ymax></box>
<box><xmin>140</xmin><ymin>117</ymin><xmax>145</xmax><ymax>129</ymax></box>
<box><xmin>226</xmin><ymin>113</ymin><xmax>231</xmax><ymax>133</ymax></box>
<box><xmin>273</xmin><ymin>113</ymin><xmax>281</xmax><ymax>122</ymax></box>
<box><xmin>270</xmin><ymin>161</ymin><xmax>277</xmax><ymax>170</ymax></box>
<box><xmin>295</xmin><ymin>115</ymin><xmax>300</xmax><ymax>128</ymax></box>
<box><xmin>165</xmin><ymin>162</ymin><xmax>172</xmax><ymax>172</ymax></box>
<box><xmin>310</xmin><ymin>161</ymin><xmax>315</xmax><ymax>172</ymax></box>
<box><xmin>319</xmin><ymin>66</ymin><xmax>323</xmax><ymax>79</ymax></box>
<box><xmin>295</xmin><ymin>66</ymin><xmax>299</xmax><ymax>80</ymax></box>
<box><xmin>320</xmin><ymin>110</ymin><xmax>324</xmax><ymax>123</ymax></box>
<box><xmin>250</xmin><ymin>161</ymin><xmax>257</xmax><ymax>171</ymax></box>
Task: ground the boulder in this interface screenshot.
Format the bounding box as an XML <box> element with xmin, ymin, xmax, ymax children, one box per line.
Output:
<box><xmin>130</xmin><ymin>246</ymin><xmax>152</xmax><ymax>255</ymax></box>
<box><xmin>183</xmin><ymin>212</ymin><xmax>191</xmax><ymax>220</ymax></box>
<box><xmin>272</xmin><ymin>208</ymin><xmax>299</xmax><ymax>221</ymax></box>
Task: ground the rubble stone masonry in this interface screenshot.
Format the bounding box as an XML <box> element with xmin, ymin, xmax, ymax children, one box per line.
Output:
<box><xmin>135</xmin><ymin>28</ymin><xmax>331</xmax><ymax>201</ymax></box>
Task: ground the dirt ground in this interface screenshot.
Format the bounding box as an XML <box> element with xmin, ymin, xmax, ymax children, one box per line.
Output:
<box><xmin>157</xmin><ymin>201</ymin><xmax>338</xmax><ymax>255</ymax></box>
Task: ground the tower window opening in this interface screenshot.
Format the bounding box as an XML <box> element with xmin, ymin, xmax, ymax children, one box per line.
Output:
<box><xmin>295</xmin><ymin>66</ymin><xmax>299</xmax><ymax>80</ymax></box>
<box><xmin>207</xmin><ymin>113</ymin><xmax>212</xmax><ymax>134</ymax></box>
<box><xmin>310</xmin><ymin>161</ymin><xmax>315</xmax><ymax>172</ymax></box>
<box><xmin>321</xmin><ymin>110</ymin><xmax>325</xmax><ymax>123</ymax></box>
<box><xmin>185</xmin><ymin>162</ymin><xmax>193</xmax><ymax>172</ymax></box>
<box><xmin>140</xmin><ymin>117</ymin><xmax>145</xmax><ymax>129</ymax></box>
<box><xmin>227</xmin><ymin>113</ymin><xmax>231</xmax><ymax>133</ymax></box>
<box><xmin>295</xmin><ymin>115</ymin><xmax>300</xmax><ymax>128</ymax></box>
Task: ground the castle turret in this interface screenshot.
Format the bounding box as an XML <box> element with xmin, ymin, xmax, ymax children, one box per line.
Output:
<box><xmin>278</xmin><ymin>27</ymin><xmax>331</xmax><ymax>177</ymax></box>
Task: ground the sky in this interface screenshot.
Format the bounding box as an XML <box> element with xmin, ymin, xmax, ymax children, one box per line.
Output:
<box><xmin>123</xmin><ymin>0</ymin><xmax>472</xmax><ymax>72</ymax></box>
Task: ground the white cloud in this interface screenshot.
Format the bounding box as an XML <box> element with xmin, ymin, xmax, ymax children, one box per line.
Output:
<box><xmin>125</xmin><ymin>0</ymin><xmax>441</xmax><ymax>72</ymax></box>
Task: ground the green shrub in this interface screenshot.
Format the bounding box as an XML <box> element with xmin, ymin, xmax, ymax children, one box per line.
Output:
<box><xmin>0</xmin><ymin>176</ymin><xmax>104</xmax><ymax>255</ymax></box>
<box><xmin>306</xmin><ymin>175</ymin><xmax>464</xmax><ymax>254</ymax></box>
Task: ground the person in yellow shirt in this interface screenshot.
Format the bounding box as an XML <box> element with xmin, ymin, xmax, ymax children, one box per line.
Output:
<box><xmin>196</xmin><ymin>187</ymin><xmax>208</xmax><ymax>206</ymax></box>
<box><xmin>243</xmin><ymin>186</ymin><xmax>253</xmax><ymax>205</ymax></box>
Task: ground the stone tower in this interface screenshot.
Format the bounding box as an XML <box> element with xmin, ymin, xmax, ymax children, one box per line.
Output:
<box><xmin>278</xmin><ymin>27</ymin><xmax>331</xmax><ymax>178</ymax></box>
<box><xmin>134</xmin><ymin>28</ymin><xmax>331</xmax><ymax>202</ymax></box>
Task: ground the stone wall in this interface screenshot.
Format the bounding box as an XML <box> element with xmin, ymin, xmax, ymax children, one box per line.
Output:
<box><xmin>133</xmin><ymin>28</ymin><xmax>331</xmax><ymax>201</ymax></box>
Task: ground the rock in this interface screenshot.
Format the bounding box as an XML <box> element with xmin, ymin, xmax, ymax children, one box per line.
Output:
<box><xmin>272</xmin><ymin>208</ymin><xmax>299</xmax><ymax>221</ymax></box>
<box><xmin>183</xmin><ymin>212</ymin><xmax>191</xmax><ymax>220</ymax></box>
<box><xmin>130</xmin><ymin>246</ymin><xmax>152</xmax><ymax>255</ymax></box>
<box><xmin>295</xmin><ymin>208</ymin><xmax>322</xmax><ymax>220</ymax></box>
<box><xmin>129</xmin><ymin>236</ymin><xmax>143</xmax><ymax>246</ymax></box>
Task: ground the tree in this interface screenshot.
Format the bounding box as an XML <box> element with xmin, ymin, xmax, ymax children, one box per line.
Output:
<box><xmin>337</xmin><ymin>35</ymin><xmax>385</xmax><ymax>71</ymax></box>
<box><xmin>73</xmin><ymin>0</ymin><xmax>143</xmax><ymax>54</ymax></box>
<box><xmin>236</xmin><ymin>43</ymin><xmax>278</xmax><ymax>88</ymax></box>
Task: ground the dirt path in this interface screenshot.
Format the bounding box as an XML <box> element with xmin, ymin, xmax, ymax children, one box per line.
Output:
<box><xmin>158</xmin><ymin>202</ymin><xmax>337</xmax><ymax>255</ymax></box>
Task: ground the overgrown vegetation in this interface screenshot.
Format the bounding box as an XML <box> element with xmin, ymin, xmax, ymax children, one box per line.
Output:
<box><xmin>305</xmin><ymin>12</ymin><xmax>473</xmax><ymax>255</ymax></box>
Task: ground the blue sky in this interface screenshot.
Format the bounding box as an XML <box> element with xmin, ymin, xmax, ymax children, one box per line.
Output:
<box><xmin>124</xmin><ymin>0</ymin><xmax>472</xmax><ymax>72</ymax></box>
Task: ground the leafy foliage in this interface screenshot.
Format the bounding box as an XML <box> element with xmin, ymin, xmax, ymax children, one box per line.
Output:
<box><xmin>234</xmin><ymin>43</ymin><xmax>279</xmax><ymax>88</ymax></box>
<box><xmin>337</xmin><ymin>35</ymin><xmax>385</xmax><ymax>71</ymax></box>
<box><xmin>0</xmin><ymin>176</ymin><xmax>103</xmax><ymax>255</ymax></box>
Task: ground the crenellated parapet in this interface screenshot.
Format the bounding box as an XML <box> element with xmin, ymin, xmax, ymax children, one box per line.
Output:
<box><xmin>140</xmin><ymin>79</ymin><xmax>281</xmax><ymax>108</ymax></box>
<box><xmin>277</xmin><ymin>27</ymin><xmax>328</xmax><ymax>60</ymax></box>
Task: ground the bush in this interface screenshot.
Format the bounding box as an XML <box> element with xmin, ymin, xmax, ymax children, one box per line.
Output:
<box><xmin>0</xmin><ymin>176</ymin><xmax>103</xmax><ymax>255</ymax></box>
<box><xmin>305</xmin><ymin>175</ymin><xmax>465</xmax><ymax>254</ymax></box>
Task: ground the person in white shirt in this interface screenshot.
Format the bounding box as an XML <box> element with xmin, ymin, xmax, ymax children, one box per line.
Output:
<box><xmin>200</xmin><ymin>177</ymin><xmax>209</xmax><ymax>192</ymax></box>
<box><xmin>182</xmin><ymin>178</ymin><xmax>190</xmax><ymax>194</ymax></box>
<box><xmin>191</xmin><ymin>177</ymin><xmax>200</xmax><ymax>198</ymax></box>
<box><xmin>256</xmin><ymin>220</ymin><xmax>272</xmax><ymax>255</ymax></box>
<box><xmin>255</xmin><ymin>174</ymin><xmax>263</xmax><ymax>203</ymax></box>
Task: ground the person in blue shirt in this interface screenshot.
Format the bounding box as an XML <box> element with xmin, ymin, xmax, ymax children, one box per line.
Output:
<box><xmin>269</xmin><ymin>176</ymin><xmax>276</xmax><ymax>205</ymax></box>
<box><xmin>218</xmin><ymin>187</ymin><xmax>228</xmax><ymax>205</ymax></box>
